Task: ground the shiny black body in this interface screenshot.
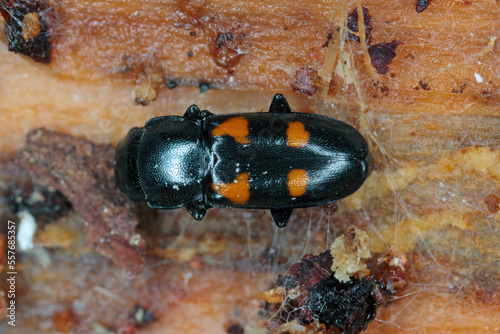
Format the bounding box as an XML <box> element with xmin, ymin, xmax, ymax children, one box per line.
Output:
<box><xmin>115</xmin><ymin>94</ymin><xmax>372</xmax><ymax>227</ymax></box>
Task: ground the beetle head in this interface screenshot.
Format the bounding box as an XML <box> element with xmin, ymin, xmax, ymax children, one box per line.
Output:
<box><xmin>114</xmin><ymin>127</ymin><xmax>147</xmax><ymax>202</ymax></box>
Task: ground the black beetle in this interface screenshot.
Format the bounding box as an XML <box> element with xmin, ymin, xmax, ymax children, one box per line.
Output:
<box><xmin>115</xmin><ymin>94</ymin><xmax>372</xmax><ymax>227</ymax></box>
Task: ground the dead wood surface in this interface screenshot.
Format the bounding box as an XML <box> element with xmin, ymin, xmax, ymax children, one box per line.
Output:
<box><xmin>0</xmin><ymin>0</ymin><xmax>499</xmax><ymax>333</ymax></box>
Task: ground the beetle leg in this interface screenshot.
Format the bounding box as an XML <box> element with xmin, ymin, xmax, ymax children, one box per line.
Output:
<box><xmin>185</xmin><ymin>202</ymin><xmax>211</xmax><ymax>220</ymax></box>
<box><xmin>270</xmin><ymin>208</ymin><xmax>293</xmax><ymax>228</ymax></box>
<box><xmin>184</xmin><ymin>105</ymin><xmax>201</xmax><ymax>119</ymax></box>
<box><xmin>184</xmin><ymin>105</ymin><xmax>213</xmax><ymax>120</ymax></box>
<box><xmin>269</xmin><ymin>93</ymin><xmax>292</xmax><ymax>114</ymax></box>
<box><xmin>199</xmin><ymin>110</ymin><xmax>214</xmax><ymax>118</ymax></box>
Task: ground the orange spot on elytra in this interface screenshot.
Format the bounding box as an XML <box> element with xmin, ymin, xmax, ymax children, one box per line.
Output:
<box><xmin>212</xmin><ymin>173</ymin><xmax>250</xmax><ymax>204</ymax></box>
<box><xmin>287</xmin><ymin>169</ymin><xmax>308</xmax><ymax>197</ymax></box>
<box><xmin>212</xmin><ymin>117</ymin><xmax>250</xmax><ymax>144</ymax></box>
<box><xmin>286</xmin><ymin>122</ymin><xmax>309</xmax><ymax>148</ymax></box>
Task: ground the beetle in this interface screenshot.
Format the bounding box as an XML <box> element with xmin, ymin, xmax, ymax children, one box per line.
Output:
<box><xmin>114</xmin><ymin>94</ymin><xmax>372</xmax><ymax>228</ymax></box>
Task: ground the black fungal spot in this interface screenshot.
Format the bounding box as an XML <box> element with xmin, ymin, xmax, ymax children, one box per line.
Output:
<box><xmin>166</xmin><ymin>80</ymin><xmax>178</xmax><ymax>89</ymax></box>
<box><xmin>419</xmin><ymin>80</ymin><xmax>431</xmax><ymax>90</ymax></box>
<box><xmin>7</xmin><ymin>186</ymin><xmax>72</xmax><ymax>224</ymax></box>
<box><xmin>199</xmin><ymin>82</ymin><xmax>210</xmax><ymax>93</ymax></box>
<box><xmin>0</xmin><ymin>0</ymin><xmax>52</xmax><ymax>63</ymax></box>
<box><xmin>368</xmin><ymin>40</ymin><xmax>400</xmax><ymax>74</ymax></box>
<box><xmin>187</xmin><ymin>50</ymin><xmax>194</xmax><ymax>57</ymax></box>
<box><xmin>307</xmin><ymin>277</ymin><xmax>378</xmax><ymax>334</ymax></box>
<box><xmin>416</xmin><ymin>0</ymin><xmax>431</xmax><ymax>13</ymax></box>
<box><xmin>347</xmin><ymin>6</ymin><xmax>373</xmax><ymax>44</ymax></box>
<box><xmin>323</xmin><ymin>32</ymin><xmax>333</xmax><ymax>48</ymax></box>
<box><xmin>481</xmin><ymin>91</ymin><xmax>494</xmax><ymax>98</ymax></box>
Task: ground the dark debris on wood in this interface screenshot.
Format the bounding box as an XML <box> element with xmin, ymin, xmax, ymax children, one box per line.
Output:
<box><xmin>18</xmin><ymin>128</ymin><xmax>145</xmax><ymax>272</ymax></box>
<box><xmin>265</xmin><ymin>245</ymin><xmax>408</xmax><ymax>334</ymax></box>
